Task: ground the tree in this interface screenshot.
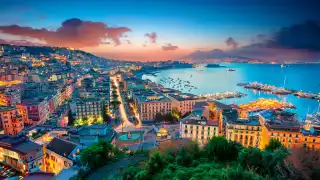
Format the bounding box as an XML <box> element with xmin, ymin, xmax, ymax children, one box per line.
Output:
<box><xmin>145</xmin><ymin>150</ymin><xmax>166</xmax><ymax>174</ymax></box>
<box><xmin>67</xmin><ymin>109</ymin><xmax>75</xmax><ymax>126</ymax></box>
<box><xmin>155</xmin><ymin>113</ymin><xmax>163</xmax><ymax>122</ymax></box>
<box><xmin>172</xmin><ymin>108</ymin><xmax>181</xmax><ymax>120</ymax></box>
<box><xmin>265</xmin><ymin>138</ymin><xmax>283</xmax><ymax>151</ymax></box>
<box><xmin>80</xmin><ymin>140</ymin><xmax>121</xmax><ymax>169</ymax></box>
<box><xmin>205</xmin><ymin>136</ymin><xmax>240</xmax><ymax>162</ymax></box>
<box><xmin>239</xmin><ymin>147</ymin><xmax>263</xmax><ymax>172</ymax></box>
<box><xmin>121</xmin><ymin>166</ymin><xmax>141</xmax><ymax>180</ymax></box>
<box><xmin>110</xmin><ymin>100</ymin><xmax>121</xmax><ymax>110</ymax></box>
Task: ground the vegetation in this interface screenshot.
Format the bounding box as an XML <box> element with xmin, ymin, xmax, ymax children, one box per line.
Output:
<box><xmin>73</xmin><ymin>116</ymin><xmax>104</xmax><ymax>126</ymax></box>
<box><xmin>67</xmin><ymin>109</ymin><xmax>75</xmax><ymax>126</ymax></box>
<box><xmin>154</xmin><ymin>112</ymin><xmax>178</xmax><ymax>123</ymax></box>
<box><xmin>114</xmin><ymin>137</ymin><xmax>300</xmax><ymax>180</ymax></box>
<box><xmin>71</xmin><ymin>140</ymin><xmax>124</xmax><ymax>180</ymax></box>
<box><xmin>111</xmin><ymin>100</ymin><xmax>121</xmax><ymax>110</ymax></box>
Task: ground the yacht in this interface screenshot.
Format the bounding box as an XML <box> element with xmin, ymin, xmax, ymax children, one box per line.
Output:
<box><xmin>226</xmin><ymin>69</ymin><xmax>235</xmax><ymax>72</ymax></box>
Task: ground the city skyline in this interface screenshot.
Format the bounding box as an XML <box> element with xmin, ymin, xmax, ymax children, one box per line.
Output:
<box><xmin>0</xmin><ymin>0</ymin><xmax>320</xmax><ymax>61</ymax></box>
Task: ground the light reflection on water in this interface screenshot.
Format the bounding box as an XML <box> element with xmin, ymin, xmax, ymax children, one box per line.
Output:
<box><xmin>142</xmin><ymin>63</ymin><xmax>320</xmax><ymax>120</ymax></box>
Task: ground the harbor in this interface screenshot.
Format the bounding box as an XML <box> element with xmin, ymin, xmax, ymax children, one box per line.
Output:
<box><xmin>238</xmin><ymin>82</ymin><xmax>320</xmax><ymax>100</ymax></box>
<box><xmin>198</xmin><ymin>92</ymin><xmax>247</xmax><ymax>100</ymax></box>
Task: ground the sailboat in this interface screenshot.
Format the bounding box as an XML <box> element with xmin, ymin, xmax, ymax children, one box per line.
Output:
<box><xmin>272</xmin><ymin>76</ymin><xmax>292</xmax><ymax>95</ymax></box>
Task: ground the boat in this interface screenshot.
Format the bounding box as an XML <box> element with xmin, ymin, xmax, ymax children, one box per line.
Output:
<box><xmin>226</xmin><ymin>69</ymin><xmax>235</xmax><ymax>72</ymax></box>
<box><xmin>281</xmin><ymin>64</ymin><xmax>289</xmax><ymax>68</ymax></box>
<box><xmin>272</xmin><ymin>88</ymin><xmax>292</xmax><ymax>95</ymax></box>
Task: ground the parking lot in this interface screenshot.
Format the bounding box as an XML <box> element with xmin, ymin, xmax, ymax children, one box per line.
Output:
<box><xmin>0</xmin><ymin>163</ymin><xmax>20</xmax><ymax>179</ymax></box>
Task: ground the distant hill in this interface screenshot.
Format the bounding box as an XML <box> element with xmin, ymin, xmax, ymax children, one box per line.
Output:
<box><xmin>180</xmin><ymin>49</ymin><xmax>260</xmax><ymax>63</ymax></box>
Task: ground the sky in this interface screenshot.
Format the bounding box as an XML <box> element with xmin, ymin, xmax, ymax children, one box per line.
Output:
<box><xmin>0</xmin><ymin>0</ymin><xmax>319</xmax><ymax>61</ymax></box>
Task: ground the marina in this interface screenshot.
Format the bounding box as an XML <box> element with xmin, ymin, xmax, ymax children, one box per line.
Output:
<box><xmin>238</xmin><ymin>82</ymin><xmax>320</xmax><ymax>100</ymax></box>
<box><xmin>198</xmin><ymin>92</ymin><xmax>247</xmax><ymax>100</ymax></box>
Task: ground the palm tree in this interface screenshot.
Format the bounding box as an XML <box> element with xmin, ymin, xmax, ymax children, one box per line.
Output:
<box><xmin>110</xmin><ymin>100</ymin><xmax>121</xmax><ymax>110</ymax></box>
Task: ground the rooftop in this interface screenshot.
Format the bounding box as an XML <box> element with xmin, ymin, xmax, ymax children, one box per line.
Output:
<box><xmin>182</xmin><ymin>119</ymin><xmax>218</xmax><ymax>126</ymax></box>
<box><xmin>136</xmin><ymin>93</ymin><xmax>171</xmax><ymax>103</ymax></box>
<box><xmin>0</xmin><ymin>135</ymin><xmax>42</xmax><ymax>155</ymax></box>
<box><xmin>46</xmin><ymin>138</ymin><xmax>78</xmax><ymax>159</ymax></box>
<box><xmin>227</xmin><ymin>117</ymin><xmax>261</xmax><ymax>126</ymax></box>
<box><xmin>259</xmin><ymin>110</ymin><xmax>301</xmax><ymax>131</ymax></box>
<box><xmin>168</xmin><ymin>92</ymin><xmax>204</xmax><ymax>101</ymax></box>
<box><xmin>211</xmin><ymin>101</ymin><xmax>234</xmax><ymax>110</ymax></box>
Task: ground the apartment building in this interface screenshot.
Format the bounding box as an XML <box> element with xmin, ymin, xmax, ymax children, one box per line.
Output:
<box><xmin>45</xmin><ymin>138</ymin><xmax>81</xmax><ymax>175</ymax></box>
<box><xmin>0</xmin><ymin>135</ymin><xmax>44</xmax><ymax>174</ymax></box>
<box><xmin>134</xmin><ymin>89</ymin><xmax>172</xmax><ymax>121</ymax></box>
<box><xmin>225</xmin><ymin>116</ymin><xmax>261</xmax><ymax>148</ymax></box>
<box><xmin>75</xmin><ymin>98</ymin><xmax>104</xmax><ymax>119</ymax></box>
<box><xmin>180</xmin><ymin>110</ymin><xmax>219</xmax><ymax>146</ymax></box>
<box><xmin>0</xmin><ymin>106</ymin><xmax>24</xmax><ymax>135</ymax></box>
<box><xmin>166</xmin><ymin>93</ymin><xmax>206</xmax><ymax>116</ymax></box>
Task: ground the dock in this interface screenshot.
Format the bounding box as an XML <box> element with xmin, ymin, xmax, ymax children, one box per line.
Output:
<box><xmin>237</xmin><ymin>82</ymin><xmax>320</xmax><ymax>100</ymax></box>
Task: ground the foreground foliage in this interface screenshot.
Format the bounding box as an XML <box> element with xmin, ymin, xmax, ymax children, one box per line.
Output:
<box><xmin>116</xmin><ymin>137</ymin><xmax>309</xmax><ymax>180</ymax></box>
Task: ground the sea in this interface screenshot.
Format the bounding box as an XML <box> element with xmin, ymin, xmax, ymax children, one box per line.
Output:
<box><xmin>142</xmin><ymin>63</ymin><xmax>320</xmax><ymax>120</ymax></box>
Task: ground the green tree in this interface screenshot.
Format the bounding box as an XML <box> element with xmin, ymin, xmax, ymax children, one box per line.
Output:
<box><xmin>265</xmin><ymin>138</ymin><xmax>283</xmax><ymax>151</ymax></box>
<box><xmin>155</xmin><ymin>113</ymin><xmax>163</xmax><ymax>122</ymax></box>
<box><xmin>110</xmin><ymin>100</ymin><xmax>121</xmax><ymax>110</ymax></box>
<box><xmin>67</xmin><ymin>109</ymin><xmax>75</xmax><ymax>126</ymax></box>
<box><xmin>145</xmin><ymin>150</ymin><xmax>166</xmax><ymax>174</ymax></box>
<box><xmin>205</xmin><ymin>136</ymin><xmax>240</xmax><ymax>162</ymax></box>
<box><xmin>239</xmin><ymin>147</ymin><xmax>263</xmax><ymax>172</ymax></box>
<box><xmin>171</xmin><ymin>108</ymin><xmax>181</xmax><ymax>120</ymax></box>
<box><xmin>121</xmin><ymin>166</ymin><xmax>141</xmax><ymax>180</ymax></box>
<box><xmin>134</xmin><ymin>170</ymin><xmax>149</xmax><ymax>180</ymax></box>
<box><xmin>80</xmin><ymin>140</ymin><xmax>121</xmax><ymax>169</ymax></box>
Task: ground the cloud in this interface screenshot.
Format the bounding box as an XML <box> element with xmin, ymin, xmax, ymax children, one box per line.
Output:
<box><xmin>162</xmin><ymin>43</ymin><xmax>178</xmax><ymax>51</ymax></box>
<box><xmin>0</xmin><ymin>38</ymin><xmax>43</xmax><ymax>46</ymax></box>
<box><xmin>0</xmin><ymin>18</ymin><xmax>131</xmax><ymax>48</ymax></box>
<box><xmin>268</xmin><ymin>20</ymin><xmax>320</xmax><ymax>50</ymax></box>
<box><xmin>230</xmin><ymin>20</ymin><xmax>320</xmax><ymax>62</ymax></box>
<box><xmin>144</xmin><ymin>32</ymin><xmax>157</xmax><ymax>43</ymax></box>
<box><xmin>225</xmin><ymin>37</ymin><xmax>238</xmax><ymax>49</ymax></box>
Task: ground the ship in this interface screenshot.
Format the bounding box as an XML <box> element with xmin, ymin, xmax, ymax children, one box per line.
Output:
<box><xmin>226</xmin><ymin>69</ymin><xmax>235</xmax><ymax>72</ymax></box>
<box><xmin>206</xmin><ymin>64</ymin><xmax>221</xmax><ymax>68</ymax></box>
<box><xmin>281</xmin><ymin>64</ymin><xmax>289</xmax><ymax>68</ymax></box>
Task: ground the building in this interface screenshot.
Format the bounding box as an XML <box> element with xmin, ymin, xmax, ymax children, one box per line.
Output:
<box><xmin>133</xmin><ymin>89</ymin><xmax>172</xmax><ymax>121</ymax></box>
<box><xmin>0</xmin><ymin>106</ymin><xmax>27</xmax><ymax>135</ymax></box>
<box><xmin>74</xmin><ymin>97</ymin><xmax>104</xmax><ymax>120</ymax></box>
<box><xmin>44</xmin><ymin>138</ymin><xmax>81</xmax><ymax>175</ymax></box>
<box><xmin>225</xmin><ymin>116</ymin><xmax>261</xmax><ymax>148</ymax></box>
<box><xmin>0</xmin><ymin>135</ymin><xmax>44</xmax><ymax>174</ymax></box>
<box><xmin>22</xmin><ymin>98</ymin><xmax>48</xmax><ymax>125</ymax></box>
<box><xmin>258</xmin><ymin>110</ymin><xmax>302</xmax><ymax>149</ymax></box>
<box><xmin>0</xmin><ymin>87</ymin><xmax>21</xmax><ymax>106</ymax></box>
<box><xmin>180</xmin><ymin>112</ymin><xmax>219</xmax><ymax>146</ymax></box>
<box><xmin>206</xmin><ymin>101</ymin><xmax>238</xmax><ymax>136</ymax></box>
<box><xmin>68</xmin><ymin>124</ymin><xmax>115</xmax><ymax>147</ymax></box>
<box><xmin>166</xmin><ymin>93</ymin><xmax>206</xmax><ymax>116</ymax></box>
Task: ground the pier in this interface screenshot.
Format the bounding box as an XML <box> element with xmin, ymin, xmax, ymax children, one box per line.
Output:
<box><xmin>237</xmin><ymin>82</ymin><xmax>320</xmax><ymax>100</ymax></box>
<box><xmin>198</xmin><ymin>92</ymin><xmax>247</xmax><ymax>100</ymax></box>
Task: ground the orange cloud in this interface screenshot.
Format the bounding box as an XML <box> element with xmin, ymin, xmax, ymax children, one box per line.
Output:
<box><xmin>162</xmin><ymin>43</ymin><xmax>179</xmax><ymax>51</ymax></box>
<box><xmin>0</xmin><ymin>18</ymin><xmax>131</xmax><ymax>48</ymax></box>
<box><xmin>144</xmin><ymin>32</ymin><xmax>157</xmax><ymax>43</ymax></box>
